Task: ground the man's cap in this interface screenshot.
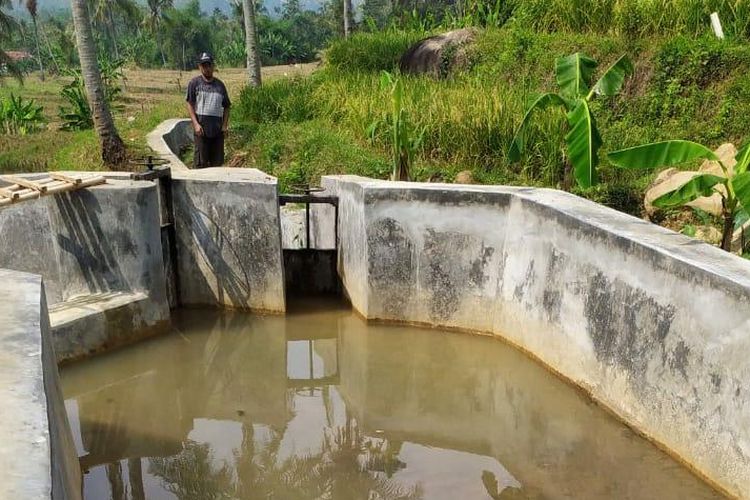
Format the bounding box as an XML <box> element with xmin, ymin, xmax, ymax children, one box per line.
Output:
<box><xmin>197</xmin><ymin>52</ymin><xmax>214</xmax><ymax>64</ymax></box>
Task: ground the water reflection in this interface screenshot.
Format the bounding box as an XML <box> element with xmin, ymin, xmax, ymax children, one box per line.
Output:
<box><xmin>62</xmin><ymin>300</ymin><xmax>723</xmax><ymax>500</ymax></box>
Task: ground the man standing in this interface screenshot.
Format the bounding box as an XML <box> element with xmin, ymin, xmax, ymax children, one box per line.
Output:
<box><xmin>186</xmin><ymin>52</ymin><xmax>231</xmax><ymax>168</ymax></box>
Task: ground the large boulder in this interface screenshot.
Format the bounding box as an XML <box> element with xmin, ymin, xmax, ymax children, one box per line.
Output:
<box><xmin>399</xmin><ymin>28</ymin><xmax>477</xmax><ymax>78</ymax></box>
<box><xmin>644</xmin><ymin>143</ymin><xmax>737</xmax><ymax>217</ymax></box>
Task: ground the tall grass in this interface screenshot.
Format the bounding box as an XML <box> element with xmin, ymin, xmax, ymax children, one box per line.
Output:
<box><xmin>392</xmin><ymin>0</ymin><xmax>750</xmax><ymax>40</ymax></box>
<box><xmin>324</xmin><ymin>31</ymin><xmax>426</xmax><ymax>72</ymax></box>
<box><xmin>235</xmin><ymin>24</ymin><xmax>750</xmax><ymax>213</ymax></box>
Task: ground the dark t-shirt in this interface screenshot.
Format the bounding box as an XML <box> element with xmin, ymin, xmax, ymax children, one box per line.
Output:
<box><xmin>186</xmin><ymin>76</ymin><xmax>231</xmax><ymax>138</ymax></box>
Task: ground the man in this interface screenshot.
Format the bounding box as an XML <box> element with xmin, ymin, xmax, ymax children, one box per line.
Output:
<box><xmin>186</xmin><ymin>52</ymin><xmax>231</xmax><ymax>168</ymax></box>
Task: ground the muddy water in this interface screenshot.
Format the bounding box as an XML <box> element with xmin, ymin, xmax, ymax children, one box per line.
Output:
<box><xmin>62</xmin><ymin>300</ymin><xmax>723</xmax><ymax>500</ymax></box>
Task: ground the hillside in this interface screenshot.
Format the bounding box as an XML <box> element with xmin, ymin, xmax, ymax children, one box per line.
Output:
<box><xmin>231</xmin><ymin>26</ymin><xmax>750</xmax><ymax>223</ymax></box>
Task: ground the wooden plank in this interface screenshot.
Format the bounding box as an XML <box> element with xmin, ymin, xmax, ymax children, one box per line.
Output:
<box><xmin>1</xmin><ymin>175</ymin><xmax>48</xmax><ymax>193</ymax></box>
<box><xmin>45</xmin><ymin>184</ymin><xmax>77</xmax><ymax>195</ymax></box>
<box><xmin>78</xmin><ymin>176</ymin><xmax>106</xmax><ymax>188</ymax></box>
<box><xmin>13</xmin><ymin>190</ymin><xmax>40</xmax><ymax>202</ymax></box>
<box><xmin>49</xmin><ymin>172</ymin><xmax>83</xmax><ymax>185</ymax></box>
<box><xmin>0</xmin><ymin>187</ymin><xmax>19</xmax><ymax>200</ymax></box>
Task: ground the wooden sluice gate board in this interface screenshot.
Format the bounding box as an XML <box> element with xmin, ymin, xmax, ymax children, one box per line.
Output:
<box><xmin>0</xmin><ymin>172</ymin><xmax>106</xmax><ymax>207</ymax></box>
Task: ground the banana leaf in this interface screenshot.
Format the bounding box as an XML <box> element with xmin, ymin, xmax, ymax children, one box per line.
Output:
<box><xmin>508</xmin><ymin>92</ymin><xmax>567</xmax><ymax>161</ymax></box>
<box><xmin>565</xmin><ymin>100</ymin><xmax>601</xmax><ymax>188</ymax></box>
<box><xmin>733</xmin><ymin>171</ymin><xmax>750</xmax><ymax>212</ymax></box>
<box><xmin>735</xmin><ymin>142</ymin><xmax>750</xmax><ymax>175</ymax></box>
<box><xmin>592</xmin><ymin>55</ymin><xmax>633</xmax><ymax>97</ymax></box>
<box><xmin>555</xmin><ymin>53</ymin><xmax>597</xmax><ymax>99</ymax></box>
<box><xmin>652</xmin><ymin>174</ymin><xmax>725</xmax><ymax>209</ymax></box>
<box><xmin>608</xmin><ymin>140</ymin><xmax>719</xmax><ymax>170</ymax></box>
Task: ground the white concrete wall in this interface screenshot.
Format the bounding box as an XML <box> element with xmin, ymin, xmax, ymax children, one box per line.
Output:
<box><xmin>172</xmin><ymin>168</ymin><xmax>286</xmax><ymax>312</ymax></box>
<box><xmin>322</xmin><ymin>175</ymin><xmax>750</xmax><ymax>499</ymax></box>
<box><xmin>0</xmin><ymin>270</ymin><xmax>81</xmax><ymax>500</ymax></box>
<box><xmin>0</xmin><ymin>179</ymin><xmax>171</xmax><ymax>361</ymax></box>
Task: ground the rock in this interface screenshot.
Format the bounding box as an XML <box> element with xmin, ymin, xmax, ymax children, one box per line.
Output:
<box><xmin>693</xmin><ymin>225</ymin><xmax>723</xmax><ymax>246</ymax></box>
<box><xmin>400</xmin><ymin>28</ymin><xmax>477</xmax><ymax>78</ymax></box>
<box><xmin>644</xmin><ymin>143</ymin><xmax>736</xmax><ymax>218</ymax></box>
<box><xmin>699</xmin><ymin>142</ymin><xmax>737</xmax><ymax>176</ymax></box>
<box><xmin>454</xmin><ymin>170</ymin><xmax>474</xmax><ymax>184</ymax></box>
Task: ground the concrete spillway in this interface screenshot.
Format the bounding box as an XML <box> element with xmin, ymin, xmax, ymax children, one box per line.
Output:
<box><xmin>1</xmin><ymin>121</ymin><xmax>749</xmax><ymax>498</ymax></box>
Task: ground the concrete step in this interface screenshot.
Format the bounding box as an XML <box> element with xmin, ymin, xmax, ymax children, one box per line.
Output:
<box><xmin>49</xmin><ymin>291</ymin><xmax>168</xmax><ymax>363</ymax></box>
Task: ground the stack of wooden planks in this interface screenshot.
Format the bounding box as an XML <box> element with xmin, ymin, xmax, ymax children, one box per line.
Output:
<box><xmin>0</xmin><ymin>172</ymin><xmax>106</xmax><ymax>208</ymax></box>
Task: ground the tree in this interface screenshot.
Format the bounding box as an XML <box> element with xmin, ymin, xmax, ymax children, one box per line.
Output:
<box><xmin>281</xmin><ymin>0</ymin><xmax>301</xmax><ymax>19</ymax></box>
<box><xmin>145</xmin><ymin>0</ymin><xmax>172</xmax><ymax>66</ymax></box>
<box><xmin>362</xmin><ymin>0</ymin><xmax>390</xmax><ymax>29</ymax></box>
<box><xmin>0</xmin><ymin>0</ymin><xmax>22</xmax><ymax>81</ymax></box>
<box><xmin>25</xmin><ymin>0</ymin><xmax>44</xmax><ymax>80</ymax></box>
<box><xmin>343</xmin><ymin>0</ymin><xmax>352</xmax><ymax>37</ymax></box>
<box><xmin>242</xmin><ymin>0</ymin><xmax>261</xmax><ymax>86</ymax></box>
<box><xmin>70</xmin><ymin>0</ymin><xmax>127</xmax><ymax>165</ymax></box>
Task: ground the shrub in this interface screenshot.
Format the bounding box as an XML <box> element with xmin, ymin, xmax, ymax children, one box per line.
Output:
<box><xmin>324</xmin><ymin>31</ymin><xmax>425</xmax><ymax>72</ymax></box>
<box><xmin>0</xmin><ymin>94</ymin><xmax>45</xmax><ymax>135</ymax></box>
<box><xmin>236</xmin><ymin>76</ymin><xmax>321</xmax><ymax>124</ymax></box>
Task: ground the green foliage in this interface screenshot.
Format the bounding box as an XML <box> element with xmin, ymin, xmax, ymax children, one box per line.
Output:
<box><xmin>237</xmin><ymin>119</ymin><xmax>390</xmax><ymax>192</ymax></box>
<box><xmin>370</xmin><ymin>71</ymin><xmax>425</xmax><ymax>181</ymax></box>
<box><xmin>324</xmin><ymin>31</ymin><xmax>425</xmax><ymax>72</ymax></box>
<box><xmin>58</xmin><ymin>58</ymin><xmax>124</xmax><ymax>131</ymax></box>
<box><xmin>58</xmin><ymin>74</ymin><xmax>92</xmax><ymax>131</ymax></box>
<box><xmin>510</xmin><ymin>51</ymin><xmax>632</xmax><ymax>189</ymax></box>
<box><xmin>228</xmin><ymin>26</ymin><xmax>750</xmax><ymax>218</ymax></box>
<box><xmin>609</xmin><ymin>139</ymin><xmax>750</xmax><ymax>250</ymax></box>
<box><xmin>0</xmin><ymin>94</ymin><xmax>45</xmax><ymax>135</ymax></box>
<box><xmin>236</xmin><ymin>76</ymin><xmax>320</xmax><ymax>123</ymax></box>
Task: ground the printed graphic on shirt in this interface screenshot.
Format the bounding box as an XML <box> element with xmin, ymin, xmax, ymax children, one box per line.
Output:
<box><xmin>196</xmin><ymin>89</ymin><xmax>225</xmax><ymax>117</ymax></box>
<box><xmin>186</xmin><ymin>76</ymin><xmax>231</xmax><ymax>138</ymax></box>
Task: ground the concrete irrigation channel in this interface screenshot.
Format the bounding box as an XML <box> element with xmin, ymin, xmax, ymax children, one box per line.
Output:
<box><xmin>1</xmin><ymin>119</ymin><xmax>749</xmax><ymax>499</ymax></box>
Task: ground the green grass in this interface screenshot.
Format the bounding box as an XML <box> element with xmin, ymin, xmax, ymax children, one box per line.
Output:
<box><xmin>0</xmin><ymin>76</ymin><xmax>185</xmax><ymax>172</ymax></box>
<box><xmin>229</xmin><ymin>119</ymin><xmax>390</xmax><ymax>192</ymax></box>
<box><xmin>233</xmin><ymin>26</ymin><xmax>750</xmax><ymax>216</ymax></box>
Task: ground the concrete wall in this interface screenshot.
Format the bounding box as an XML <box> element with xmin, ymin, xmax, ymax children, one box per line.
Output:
<box><xmin>0</xmin><ymin>270</ymin><xmax>81</xmax><ymax>500</ymax></box>
<box><xmin>172</xmin><ymin>167</ymin><xmax>286</xmax><ymax>312</ymax></box>
<box><xmin>146</xmin><ymin>118</ymin><xmax>192</xmax><ymax>171</ymax></box>
<box><xmin>322</xmin><ymin>175</ymin><xmax>750</xmax><ymax>499</ymax></box>
<box><xmin>0</xmin><ymin>179</ymin><xmax>171</xmax><ymax>361</ymax></box>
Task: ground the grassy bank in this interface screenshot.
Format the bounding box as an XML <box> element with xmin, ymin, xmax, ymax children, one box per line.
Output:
<box><xmin>233</xmin><ymin>27</ymin><xmax>750</xmax><ymax>215</ymax></box>
<box><xmin>0</xmin><ymin>65</ymin><xmax>315</xmax><ymax>173</ymax></box>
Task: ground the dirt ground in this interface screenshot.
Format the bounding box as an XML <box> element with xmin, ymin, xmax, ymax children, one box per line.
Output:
<box><xmin>121</xmin><ymin>63</ymin><xmax>319</xmax><ymax>108</ymax></box>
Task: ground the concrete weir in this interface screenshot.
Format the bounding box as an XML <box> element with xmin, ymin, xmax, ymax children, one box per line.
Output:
<box><xmin>2</xmin><ymin>159</ymin><xmax>750</xmax><ymax>497</ymax></box>
<box><xmin>317</xmin><ymin>175</ymin><xmax>750</xmax><ymax>499</ymax></box>
<box><xmin>0</xmin><ymin>167</ymin><xmax>285</xmax><ymax>499</ymax></box>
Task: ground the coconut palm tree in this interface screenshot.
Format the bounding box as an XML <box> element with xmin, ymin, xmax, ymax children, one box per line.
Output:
<box><xmin>242</xmin><ymin>0</ymin><xmax>261</xmax><ymax>87</ymax></box>
<box><xmin>70</xmin><ymin>0</ymin><xmax>127</xmax><ymax>165</ymax></box>
<box><xmin>88</xmin><ymin>0</ymin><xmax>139</xmax><ymax>62</ymax></box>
<box><xmin>0</xmin><ymin>0</ymin><xmax>22</xmax><ymax>81</ymax></box>
<box><xmin>24</xmin><ymin>0</ymin><xmax>44</xmax><ymax>80</ymax></box>
<box><xmin>144</xmin><ymin>0</ymin><xmax>172</xmax><ymax>67</ymax></box>
<box><xmin>343</xmin><ymin>0</ymin><xmax>353</xmax><ymax>37</ymax></box>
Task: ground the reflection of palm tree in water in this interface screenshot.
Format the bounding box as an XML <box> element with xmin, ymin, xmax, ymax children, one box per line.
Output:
<box><xmin>148</xmin><ymin>440</ymin><xmax>234</xmax><ymax>499</ymax></box>
<box><xmin>149</xmin><ymin>416</ymin><xmax>421</xmax><ymax>500</ymax></box>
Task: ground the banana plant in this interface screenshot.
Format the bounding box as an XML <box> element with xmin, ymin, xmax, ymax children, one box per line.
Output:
<box><xmin>608</xmin><ymin>140</ymin><xmax>750</xmax><ymax>252</ymax></box>
<box><xmin>369</xmin><ymin>71</ymin><xmax>425</xmax><ymax>182</ymax></box>
<box><xmin>509</xmin><ymin>53</ymin><xmax>633</xmax><ymax>189</ymax></box>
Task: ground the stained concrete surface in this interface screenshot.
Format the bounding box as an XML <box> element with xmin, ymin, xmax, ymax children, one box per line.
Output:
<box><xmin>171</xmin><ymin>167</ymin><xmax>286</xmax><ymax>312</ymax></box>
<box><xmin>321</xmin><ymin>175</ymin><xmax>750</xmax><ymax>499</ymax></box>
<box><xmin>0</xmin><ymin>179</ymin><xmax>171</xmax><ymax>361</ymax></box>
<box><xmin>0</xmin><ymin>270</ymin><xmax>81</xmax><ymax>499</ymax></box>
